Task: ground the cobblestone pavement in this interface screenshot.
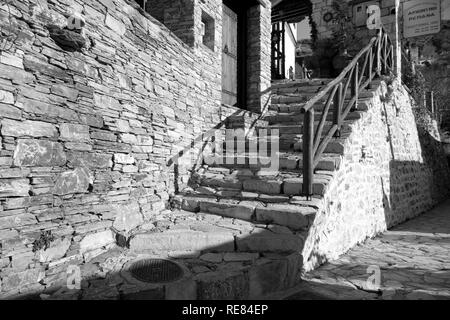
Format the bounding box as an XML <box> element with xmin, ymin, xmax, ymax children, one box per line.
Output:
<box><xmin>286</xmin><ymin>199</ymin><xmax>450</xmax><ymax>300</ymax></box>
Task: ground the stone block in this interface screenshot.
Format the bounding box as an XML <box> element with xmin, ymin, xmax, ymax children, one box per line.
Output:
<box><xmin>13</xmin><ymin>139</ymin><xmax>66</xmax><ymax>167</ymax></box>
<box><xmin>122</xmin><ymin>165</ymin><xmax>138</xmax><ymax>173</ymax></box>
<box><xmin>67</xmin><ymin>152</ymin><xmax>112</xmax><ymax>169</ymax></box>
<box><xmin>256</xmin><ymin>204</ymin><xmax>315</xmax><ymax>229</ymax></box>
<box><xmin>0</xmin><ymin>168</ymin><xmax>30</xmax><ymax>179</ymax></box>
<box><xmin>11</xmin><ymin>251</ymin><xmax>35</xmax><ymax>270</ymax></box>
<box><xmin>236</xmin><ymin>231</ymin><xmax>302</xmax><ymax>253</ymax></box>
<box><xmin>0</xmin><ymin>89</ymin><xmax>14</xmax><ymax>104</ymax></box>
<box><xmin>112</xmin><ymin>201</ymin><xmax>143</xmax><ymax>233</ymax></box>
<box><xmin>53</xmin><ymin>167</ymin><xmax>91</xmax><ymax>195</ymax></box>
<box><xmin>137</xmin><ymin>135</ymin><xmax>153</xmax><ymax>146</ymax></box>
<box><xmin>243</xmin><ymin>179</ymin><xmax>282</xmax><ymax>194</ymax></box>
<box><xmin>80</xmin><ymin>230</ymin><xmax>114</xmax><ymax>254</ymax></box>
<box><xmin>105</xmin><ymin>14</ymin><xmax>126</xmax><ymax>36</ymax></box>
<box><xmin>279</xmin><ymin>157</ymin><xmax>298</xmax><ymax>169</ymax></box>
<box><xmin>248</xmin><ymin>258</ymin><xmax>288</xmax><ymax>298</ymax></box>
<box><xmin>120</xmin><ymin>133</ymin><xmax>138</xmax><ymax>144</ymax></box>
<box><xmin>39</xmin><ymin>237</ymin><xmax>71</xmax><ymax>263</ymax></box>
<box><xmin>0</xmin><ymin>103</ymin><xmax>21</xmax><ymax>120</ymax></box>
<box><xmin>0</xmin><ymin>51</ymin><xmax>24</xmax><ymax>69</ymax></box>
<box><xmin>283</xmin><ymin>179</ymin><xmax>302</xmax><ymax>195</ymax></box>
<box><xmin>64</xmin><ymin>142</ymin><xmax>92</xmax><ymax>151</ymax></box>
<box><xmin>1</xmin><ymin>268</ymin><xmax>42</xmax><ymax>292</ymax></box>
<box><xmin>130</xmin><ymin>230</ymin><xmax>235</xmax><ymax>253</ymax></box>
<box><xmin>0</xmin><ymin>179</ymin><xmax>30</xmax><ymax>197</ymax></box>
<box><xmin>1</xmin><ymin>119</ymin><xmax>57</xmax><ymax>138</ymax></box>
<box><xmin>165</xmin><ymin>278</ymin><xmax>197</xmax><ymax>300</ymax></box>
<box><xmin>0</xmin><ymin>213</ymin><xmax>37</xmax><ymax>229</ymax></box>
<box><xmin>196</xmin><ymin>270</ymin><xmax>249</xmax><ymax>300</ymax></box>
<box><xmin>200</xmin><ymin>253</ymin><xmax>223</xmax><ymax>263</ymax></box>
<box><xmin>116</xmin><ymin>119</ymin><xmax>130</xmax><ymax>132</ymax></box>
<box><xmin>60</xmin><ymin>123</ymin><xmax>90</xmax><ymax>142</ymax></box>
<box><xmin>181</xmin><ymin>197</ymin><xmax>202</xmax><ymax>212</ymax></box>
<box><xmin>223</xmin><ymin>252</ymin><xmax>259</xmax><ymax>262</ymax></box>
<box><xmin>114</xmin><ymin>153</ymin><xmax>135</xmax><ymax>164</ymax></box>
<box><xmin>199</xmin><ymin>200</ymin><xmax>256</xmax><ymax>221</ymax></box>
<box><xmin>51</xmin><ymin>85</ymin><xmax>79</xmax><ymax>100</ymax></box>
<box><xmin>120</xmin><ymin>285</ymin><xmax>164</xmax><ymax>300</ymax></box>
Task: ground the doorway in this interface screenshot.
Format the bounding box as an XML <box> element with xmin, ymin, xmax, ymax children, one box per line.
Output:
<box><xmin>222</xmin><ymin>3</ymin><xmax>239</xmax><ymax>106</ymax></box>
<box><xmin>221</xmin><ymin>0</ymin><xmax>262</xmax><ymax>109</ymax></box>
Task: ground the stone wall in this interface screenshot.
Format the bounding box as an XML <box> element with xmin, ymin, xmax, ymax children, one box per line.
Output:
<box><xmin>247</xmin><ymin>2</ymin><xmax>272</xmax><ymax>113</ymax></box>
<box><xmin>146</xmin><ymin>0</ymin><xmax>196</xmax><ymax>47</ymax></box>
<box><xmin>302</xmin><ymin>79</ymin><xmax>450</xmax><ymax>271</ymax></box>
<box><xmin>0</xmin><ymin>0</ymin><xmax>268</xmax><ymax>297</ymax></box>
<box><xmin>309</xmin><ymin>0</ymin><xmax>398</xmax><ymax>41</ymax></box>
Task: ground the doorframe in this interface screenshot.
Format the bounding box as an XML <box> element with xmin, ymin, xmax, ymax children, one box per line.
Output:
<box><xmin>222</xmin><ymin>0</ymin><xmax>260</xmax><ymax>110</ymax></box>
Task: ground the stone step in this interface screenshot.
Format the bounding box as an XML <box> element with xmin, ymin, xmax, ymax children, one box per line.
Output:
<box><xmin>191</xmin><ymin>170</ymin><xmax>332</xmax><ymax>197</ymax></box>
<box><xmin>263</xmin><ymin>109</ymin><xmax>364</xmax><ymax>125</ymax></box>
<box><xmin>218</xmin><ymin>136</ymin><xmax>345</xmax><ymax>154</ymax></box>
<box><xmin>176</xmin><ymin>195</ymin><xmax>317</xmax><ymax>231</ymax></box>
<box><xmin>59</xmin><ymin>210</ymin><xmax>304</xmax><ymax>300</ymax></box>
<box><xmin>271</xmin><ymin>78</ymin><xmax>333</xmax><ymax>90</ymax></box>
<box><xmin>255</xmin><ymin>120</ymin><xmax>353</xmax><ymax>135</ymax></box>
<box><xmin>129</xmin><ymin>210</ymin><xmax>306</xmax><ymax>253</ymax></box>
<box><xmin>271</xmin><ymin>90</ymin><xmax>375</xmax><ymax>107</ymax></box>
<box><xmin>266</xmin><ymin>135</ymin><xmax>345</xmax><ymax>154</ymax></box>
<box><xmin>269</xmin><ymin>97</ymin><xmax>371</xmax><ymax>113</ymax></box>
<box><xmin>203</xmin><ymin>152</ymin><xmax>341</xmax><ymax>172</ymax></box>
<box><xmin>183</xmin><ymin>188</ymin><xmax>323</xmax><ymax>209</ymax></box>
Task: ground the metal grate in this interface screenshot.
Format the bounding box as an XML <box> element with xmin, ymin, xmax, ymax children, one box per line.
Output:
<box><xmin>129</xmin><ymin>259</ymin><xmax>184</xmax><ymax>283</ymax></box>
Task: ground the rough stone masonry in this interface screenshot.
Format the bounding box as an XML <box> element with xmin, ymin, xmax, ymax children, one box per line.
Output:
<box><xmin>0</xmin><ymin>0</ymin><xmax>271</xmax><ymax>297</ymax></box>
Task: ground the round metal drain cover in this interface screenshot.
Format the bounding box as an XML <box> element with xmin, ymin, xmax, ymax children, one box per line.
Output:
<box><xmin>129</xmin><ymin>259</ymin><xmax>184</xmax><ymax>283</ymax></box>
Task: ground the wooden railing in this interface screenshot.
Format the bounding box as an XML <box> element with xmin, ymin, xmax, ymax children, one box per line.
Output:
<box><xmin>302</xmin><ymin>28</ymin><xmax>394</xmax><ymax>198</ymax></box>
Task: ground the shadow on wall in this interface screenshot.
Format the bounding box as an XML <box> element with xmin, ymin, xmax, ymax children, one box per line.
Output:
<box><xmin>166</xmin><ymin>87</ymin><xmax>273</xmax><ymax>196</ymax></box>
<box><xmin>382</xmin><ymin>108</ymin><xmax>450</xmax><ymax>228</ymax></box>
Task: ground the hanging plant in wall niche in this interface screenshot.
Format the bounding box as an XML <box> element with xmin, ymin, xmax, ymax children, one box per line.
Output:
<box><xmin>47</xmin><ymin>12</ymin><xmax>86</xmax><ymax>52</ymax></box>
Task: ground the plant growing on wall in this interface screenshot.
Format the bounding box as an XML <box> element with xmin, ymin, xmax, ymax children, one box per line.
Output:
<box><xmin>330</xmin><ymin>0</ymin><xmax>356</xmax><ymax>53</ymax></box>
<box><xmin>32</xmin><ymin>230</ymin><xmax>56</xmax><ymax>252</ymax></box>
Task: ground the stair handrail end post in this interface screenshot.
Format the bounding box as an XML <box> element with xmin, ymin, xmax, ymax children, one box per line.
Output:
<box><xmin>302</xmin><ymin>108</ymin><xmax>314</xmax><ymax>200</ymax></box>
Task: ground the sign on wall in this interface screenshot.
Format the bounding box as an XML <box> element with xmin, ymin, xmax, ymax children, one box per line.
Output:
<box><xmin>403</xmin><ymin>0</ymin><xmax>441</xmax><ymax>38</ymax></box>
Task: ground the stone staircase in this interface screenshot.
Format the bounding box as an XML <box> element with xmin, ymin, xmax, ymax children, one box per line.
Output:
<box><xmin>175</xmin><ymin>78</ymin><xmax>379</xmax><ymax>220</ymax></box>
<box><xmin>128</xmin><ymin>78</ymin><xmax>382</xmax><ymax>299</ymax></box>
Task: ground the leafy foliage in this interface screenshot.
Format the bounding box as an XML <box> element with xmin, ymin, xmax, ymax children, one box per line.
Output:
<box><xmin>32</xmin><ymin>231</ymin><xmax>55</xmax><ymax>252</ymax></box>
<box><xmin>330</xmin><ymin>0</ymin><xmax>356</xmax><ymax>51</ymax></box>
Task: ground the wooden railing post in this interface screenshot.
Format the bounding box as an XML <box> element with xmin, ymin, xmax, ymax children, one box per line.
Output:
<box><xmin>383</xmin><ymin>33</ymin><xmax>387</xmax><ymax>74</ymax></box>
<box><xmin>303</xmin><ymin>109</ymin><xmax>314</xmax><ymax>199</ymax></box>
<box><xmin>333</xmin><ymin>83</ymin><xmax>342</xmax><ymax>137</ymax></box>
<box><xmin>390</xmin><ymin>45</ymin><xmax>394</xmax><ymax>72</ymax></box>
<box><xmin>351</xmin><ymin>62</ymin><xmax>359</xmax><ymax>111</ymax></box>
<box><xmin>367</xmin><ymin>47</ymin><xmax>373</xmax><ymax>89</ymax></box>
<box><xmin>383</xmin><ymin>33</ymin><xmax>387</xmax><ymax>75</ymax></box>
<box><xmin>376</xmin><ymin>29</ymin><xmax>381</xmax><ymax>76</ymax></box>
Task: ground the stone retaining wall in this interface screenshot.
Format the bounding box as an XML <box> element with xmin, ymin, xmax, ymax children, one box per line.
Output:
<box><xmin>302</xmin><ymin>79</ymin><xmax>450</xmax><ymax>271</ymax></box>
<box><xmin>0</xmin><ymin>0</ymin><xmax>270</xmax><ymax>297</ymax></box>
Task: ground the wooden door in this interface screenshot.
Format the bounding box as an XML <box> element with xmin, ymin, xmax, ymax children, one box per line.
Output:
<box><xmin>222</xmin><ymin>4</ymin><xmax>238</xmax><ymax>106</ymax></box>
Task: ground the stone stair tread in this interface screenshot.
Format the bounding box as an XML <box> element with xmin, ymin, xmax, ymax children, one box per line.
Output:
<box><xmin>271</xmin><ymin>78</ymin><xmax>333</xmax><ymax>90</ymax></box>
<box><xmin>202</xmin><ymin>151</ymin><xmax>341</xmax><ymax>172</ymax></box>
<box><xmin>269</xmin><ymin>96</ymin><xmax>373</xmax><ymax>112</ymax></box>
<box><xmin>130</xmin><ymin>209</ymin><xmax>307</xmax><ymax>254</ymax></box>
<box><xmin>176</xmin><ymin>193</ymin><xmax>320</xmax><ymax>230</ymax></box>
<box><xmin>263</xmin><ymin>110</ymin><xmax>364</xmax><ymax>125</ymax></box>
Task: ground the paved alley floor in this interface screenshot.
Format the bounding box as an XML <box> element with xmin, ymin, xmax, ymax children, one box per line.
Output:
<box><xmin>285</xmin><ymin>200</ymin><xmax>450</xmax><ymax>300</ymax></box>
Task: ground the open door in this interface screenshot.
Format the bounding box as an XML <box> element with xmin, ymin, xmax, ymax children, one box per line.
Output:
<box><xmin>222</xmin><ymin>4</ymin><xmax>238</xmax><ymax>106</ymax></box>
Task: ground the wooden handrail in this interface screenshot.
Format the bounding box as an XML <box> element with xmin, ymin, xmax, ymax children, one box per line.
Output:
<box><xmin>301</xmin><ymin>28</ymin><xmax>394</xmax><ymax>199</ymax></box>
<box><xmin>301</xmin><ymin>37</ymin><xmax>377</xmax><ymax>113</ymax></box>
